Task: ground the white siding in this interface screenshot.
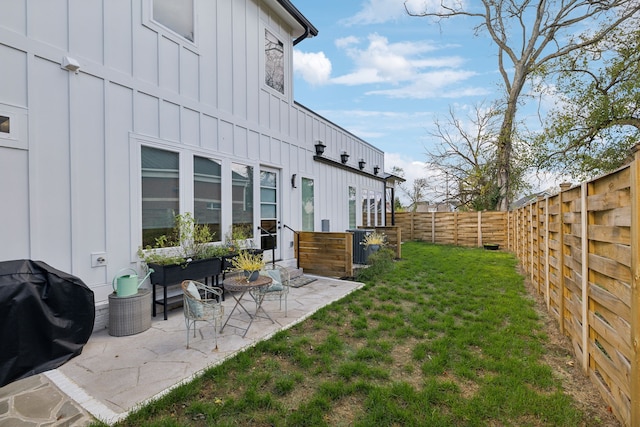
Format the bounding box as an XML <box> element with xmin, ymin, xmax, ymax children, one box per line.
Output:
<box><xmin>0</xmin><ymin>0</ymin><xmax>386</xmax><ymax>331</ymax></box>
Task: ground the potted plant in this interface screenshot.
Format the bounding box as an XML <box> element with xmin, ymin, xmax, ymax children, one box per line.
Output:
<box><xmin>138</xmin><ymin>213</ymin><xmax>226</xmax><ymax>286</ymax></box>
<box><xmin>230</xmin><ymin>250</ymin><xmax>265</xmax><ymax>282</ymax></box>
<box><xmin>361</xmin><ymin>231</ymin><xmax>387</xmax><ymax>263</ymax></box>
<box><xmin>362</xmin><ymin>231</ymin><xmax>386</xmax><ymax>251</ymax></box>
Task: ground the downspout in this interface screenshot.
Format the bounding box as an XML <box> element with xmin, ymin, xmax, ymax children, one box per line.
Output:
<box><xmin>293</xmin><ymin>26</ymin><xmax>309</xmax><ymax>46</ymax></box>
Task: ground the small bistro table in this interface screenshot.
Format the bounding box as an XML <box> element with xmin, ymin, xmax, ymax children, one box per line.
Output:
<box><xmin>220</xmin><ymin>274</ymin><xmax>274</xmax><ymax>337</ymax></box>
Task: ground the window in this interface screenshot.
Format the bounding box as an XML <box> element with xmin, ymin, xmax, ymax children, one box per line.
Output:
<box><xmin>348</xmin><ymin>186</ymin><xmax>356</xmax><ymax>228</ymax></box>
<box><xmin>260</xmin><ymin>170</ymin><xmax>278</xmax><ymax>250</ymax></box>
<box><xmin>141</xmin><ymin>146</ymin><xmax>179</xmax><ymax>247</ymax></box>
<box><xmin>153</xmin><ymin>0</ymin><xmax>194</xmax><ymax>42</ymax></box>
<box><xmin>265</xmin><ymin>29</ymin><xmax>284</xmax><ymax>94</ymax></box>
<box><xmin>194</xmin><ymin>156</ymin><xmax>222</xmax><ymax>242</ymax></box>
<box><xmin>376</xmin><ymin>192</ymin><xmax>383</xmax><ymax>226</ymax></box>
<box><xmin>0</xmin><ymin>116</ymin><xmax>9</xmax><ymax>134</ymax></box>
<box><xmin>302</xmin><ymin>178</ymin><xmax>314</xmax><ymax>231</ymax></box>
<box><xmin>232</xmin><ymin>163</ymin><xmax>254</xmax><ymax>239</ymax></box>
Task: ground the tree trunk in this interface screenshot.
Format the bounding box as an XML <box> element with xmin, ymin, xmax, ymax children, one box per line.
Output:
<box><xmin>496</xmin><ymin>70</ymin><xmax>526</xmax><ymax>211</ymax></box>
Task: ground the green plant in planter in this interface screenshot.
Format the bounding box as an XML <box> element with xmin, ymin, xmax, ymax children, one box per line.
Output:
<box><xmin>230</xmin><ymin>250</ymin><xmax>265</xmax><ymax>282</ymax></box>
<box><xmin>223</xmin><ymin>224</ymin><xmax>255</xmax><ymax>253</ymax></box>
<box><xmin>138</xmin><ymin>212</ymin><xmax>221</xmax><ymax>266</ymax></box>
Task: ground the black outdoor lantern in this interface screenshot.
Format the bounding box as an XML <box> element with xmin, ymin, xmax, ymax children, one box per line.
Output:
<box><xmin>358</xmin><ymin>159</ymin><xmax>366</xmax><ymax>170</ymax></box>
<box><xmin>340</xmin><ymin>152</ymin><xmax>349</xmax><ymax>164</ymax></box>
<box><xmin>314</xmin><ymin>141</ymin><xmax>326</xmax><ymax>156</ymax></box>
<box><xmin>373</xmin><ymin>165</ymin><xmax>380</xmax><ymax>175</ymax></box>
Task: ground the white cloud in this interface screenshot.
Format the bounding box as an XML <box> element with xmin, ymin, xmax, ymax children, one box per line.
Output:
<box><xmin>329</xmin><ymin>33</ymin><xmax>484</xmax><ymax>99</ymax></box>
<box><xmin>367</xmin><ymin>70</ymin><xmax>490</xmax><ymax>99</ymax></box>
<box><xmin>335</xmin><ymin>36</ymin><xmax>359</xmax><ymax>49</ymax></box>
<box><xmin>344</xmin><ymin>0</ymin><xmax>461</xmax><ymax>25</ymax></box>
<box><xmin>384</xmin><ymin>152</ymin><xmax>438</xmax><ymax>204</ymax></box>
<box><xmin>293</xmin><ymin>50</ymin><xmax>332</xmax><ymax>85</ymax></box>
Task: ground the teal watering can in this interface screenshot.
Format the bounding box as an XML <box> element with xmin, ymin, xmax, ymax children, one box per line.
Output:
<box><xmin>112</xmin><ymin>268</ymin><xmax>154</xmax><ymax>297</ymax></box>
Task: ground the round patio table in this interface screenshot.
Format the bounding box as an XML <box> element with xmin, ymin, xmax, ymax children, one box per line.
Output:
<box><xmin>220</xmin><ymin>275</ymin><xmax>274</xmax><ymax>337</ymax></box>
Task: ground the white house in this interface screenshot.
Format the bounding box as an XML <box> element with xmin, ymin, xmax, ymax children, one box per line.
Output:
<box><xmin>0</xmin><ymin>0</ymin><xmax>391</xmax><ymax>330</ymax></box>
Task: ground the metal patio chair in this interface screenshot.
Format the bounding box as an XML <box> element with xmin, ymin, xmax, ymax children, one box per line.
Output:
<box><xmin>181</xmin><ymin>280</ymin><xmax>224</xmax><ymax>349</ymax></box>
<box><xmin>250</xmin><ymin>264</ymin><xmax>290</xmax><ymax>316</ymax></box>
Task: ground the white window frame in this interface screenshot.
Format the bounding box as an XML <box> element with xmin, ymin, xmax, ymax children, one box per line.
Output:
<box><xmin>262</xmin><ymin>25</ymin><xmax>287</xmax><ymax>98</ymax></box>
<box><xmin>0</xmin><ymin>104</ymin><xmax>27</xmax><ymax>150</ymax></box>
<box><xmin>142</xmin><ymin>0</ymin><xmax>198</xmax><ymax>49</ymax></box>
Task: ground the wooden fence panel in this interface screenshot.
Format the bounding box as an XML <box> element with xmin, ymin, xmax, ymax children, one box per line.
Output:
<box><xmin>585</xmin><ymin>167</ymin><xmax>632</xmax><ymax>425</ymax></box>
<box><xmin>295</xmin><ymin>232</ymin><xmax>353</xmax><ymax>278</ymax></box>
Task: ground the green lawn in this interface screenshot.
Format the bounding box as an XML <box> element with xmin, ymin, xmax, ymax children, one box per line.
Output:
<box><xmin>106</xmin><ymin>242</ymin><xmax>606</xmax><ymax>426</ymax></box>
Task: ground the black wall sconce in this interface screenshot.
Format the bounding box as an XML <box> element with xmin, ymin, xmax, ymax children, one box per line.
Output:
<box><xmin>373</xmin><ymin>165</ymin><xmax>380</xmax><ymax>175</ymax></box>
<box><xmin>340</xmin><ymin>152</ymin><xmax>349</xmax><ymax>164</ymax></box>
<box><xmin>291</xmin><ymin>173</ymin><xmax>297</xmax><ymax>188</ymax></box>
<box><xmin>358</xmin><ymin>159</ymin><xmax>366</xmax><ymax>170</ymax></box>
<box><xmin>314</xmin><ymin>141</ymin><xmax>326</xmax><ymax>156</ymax></box>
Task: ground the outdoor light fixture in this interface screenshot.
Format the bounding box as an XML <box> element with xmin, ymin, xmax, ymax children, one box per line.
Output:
<box><xmin>291</xmin><ymin>173</ymin><xmax>297</xmax><ymax>188</ymax></box>
<box><xmin>373</xmin><ymin>165</ymin><xmax>380</xmax><ymax>175</ymax></box>
<box><xmin>314</xmin><ymin>141</ymin><xmax>326</xmax><ymax>156</ymax></box>
<box><xmin>341</xmin><ymin>152</ymin><xmax>349</xmax><ymax>164</ymax></box>
<box><xmin>358</xmin><ymin>159</ymin><xmax>366</xmax><ymax>170</ymax></box>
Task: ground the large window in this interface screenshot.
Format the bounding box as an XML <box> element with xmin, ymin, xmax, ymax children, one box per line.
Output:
<box><xmin>302</xmin><ymin>178</ymin><xmax>314</xmax><ymax>231</ymax></box>
<box><xmin>232</xmin><ymin>163</ymin><xmax>254</xmax><ymax>239</ymax></box>
<box><xmin>153</xmin><ymin>0</ymin><xmax>194</xmax><ymax>42</ymax></box>
<box><xmin>265</xmin><ymin>29</ymin><xmax>284</xmax><ymax>94</ymax></box>
<box><xmin>141</xmin><ymin>146</ymin><xmax>179</xmax><ymax>247</ymax></box>
<box><xmin>348</xmin><ymin>186</ymin><xmax>357</xmax><ymax>228</ymax></box>
<box><xmin>194</xmin><ymin>156</ymin><xmax>222</xmax><ymax>242</ymax></box>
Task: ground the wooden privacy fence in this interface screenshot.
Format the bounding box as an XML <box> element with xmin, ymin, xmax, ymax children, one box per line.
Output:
<box><xmin>295</xmin><ymin>227</ymin><xmax>402</xmax><ymax>278</ymax></box>
<box><xmin>387</xmin><ymin>147</ymin><xmax>640</xmax><ymax>426</ymax></box>
<box><xmin>390</xmin><ymin>211</ymin><xmax>508</xmax><ymax>248</ymax></box>
<box><xmin>295</xmin><ymin>232</ymin><xmax>353</xmax><ymax>278</ymax></box>
<box><xmin>508</xmin><ymin>160</ymin><xmax>638</xmax><ymax>427</ymax></box>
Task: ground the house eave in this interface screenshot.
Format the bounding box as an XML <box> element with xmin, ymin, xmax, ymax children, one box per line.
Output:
<box><xmin>265</xmin><ymin>0</ymin><xmax>318</xmax><ymax>44</ymax></box>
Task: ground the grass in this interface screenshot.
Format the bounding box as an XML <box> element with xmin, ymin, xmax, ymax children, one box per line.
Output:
<box><xmin>104</xmin><ymin>242</ymin><xmax>601</xmax><ymax>426</ymax></box>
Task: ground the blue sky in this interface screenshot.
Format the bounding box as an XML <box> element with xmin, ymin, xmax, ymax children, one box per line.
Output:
<box><xmin>292</xmin><ymin>0</ymin><xmax>556</xmax><ymax>202</ymax></box>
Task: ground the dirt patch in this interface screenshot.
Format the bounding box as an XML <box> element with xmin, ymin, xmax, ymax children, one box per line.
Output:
<box><xmin>523</xmin><ymin>277</ymin><xmax>621</xmax><ymax>427</ymax></box>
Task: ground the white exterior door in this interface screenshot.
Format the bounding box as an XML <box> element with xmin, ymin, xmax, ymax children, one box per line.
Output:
<box><xmin>259</xmin><ymin>168</ymin><xmax>280</xmax><ymax>261</ymax></box>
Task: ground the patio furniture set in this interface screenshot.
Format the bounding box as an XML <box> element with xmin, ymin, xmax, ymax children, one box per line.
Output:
<box><xmin>180</xmin><ymin>264</ymin><xmax>290</xmax><ymax>348</ymax></box>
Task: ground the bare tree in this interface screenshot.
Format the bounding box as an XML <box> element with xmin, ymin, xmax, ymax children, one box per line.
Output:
<box><xmin>406</xmin><ymin>0</ymin><xmax>640</xmax><ymax>210</ymax></box>
<box><xmin>426</xmin><ymin>103</ymin><xmax>514</xmax><ymax>211</ymax></box>
<box><xmin>391</xmin><ymin>166</ymin><xmax>430</xmax><ymax>212</ymax></box>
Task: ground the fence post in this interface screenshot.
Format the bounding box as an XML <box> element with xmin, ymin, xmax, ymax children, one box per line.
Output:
<box><xmin>478</xmin><ymin>211</ymin><xmax>482</xmax><ymax>247</ymax></box>
<box><xmin>544</xmin><ymin>196</ymin><xmax>550</xmax><ymax>310</ymax></box>
<box><xmin>558</xmin><ymin>182</ymin><xmax>572</xmax><ymax>335</ymax></box>
<box><xmin>431</xmin><ymin>212</ymin><xmax>435</xmax><ymax>243</ymax></box>
<box><xmin>630</xmin><ymin>144</ymin><xmax>640</xmax><ymax>427</ymax></box>
<box><xmin>529</xmin><ymin>203</ymin><xmax>534</xmax><ymax>282</ymax></box>
<box><xmin>580</xmin><ymin>182</ymin><xmax>589</xmax><ymax>372</ymax></box>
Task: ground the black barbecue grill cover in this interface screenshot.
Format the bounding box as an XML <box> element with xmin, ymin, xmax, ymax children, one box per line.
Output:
<box><xmin>0</xmin><ymin>260</ymin><xmax>95</xmax><ymax>387</ymax></box>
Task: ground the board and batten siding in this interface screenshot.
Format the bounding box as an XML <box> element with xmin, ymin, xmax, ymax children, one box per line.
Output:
<box><xmin>0</xmin><ymin>0</ymin><xmax>384</xmax><ymax>330</ymax></box>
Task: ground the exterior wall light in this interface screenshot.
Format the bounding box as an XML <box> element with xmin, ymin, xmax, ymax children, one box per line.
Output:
<box><xmin>340</xmin><ymin>152</ymin><xmax>349</xmax><ymax>164</ymax></box>
<box><xmin>358</xmin><ymin>159</ymin><xmax>366</xmax><ymax>170</ymax></box>
<box><xmin>314</xmin><ymin>141</ymin><xmax>326</xmax><ymax>156</ymax></box>
<box><xmin>373</xmin><ymin>165</ymin><xmax>380</xmax><ymax>175</ymax></box>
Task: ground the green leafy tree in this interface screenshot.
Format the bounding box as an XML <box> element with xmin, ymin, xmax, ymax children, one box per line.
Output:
<box><xmin>406</xmin><ymin>0</ymin><xmax>640</xmax><ymax>210</ymax></box>
<box><xmin>531</xmin><ymin>23</ymin><xmax>640</xmax><ymax>179</ymax></box>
